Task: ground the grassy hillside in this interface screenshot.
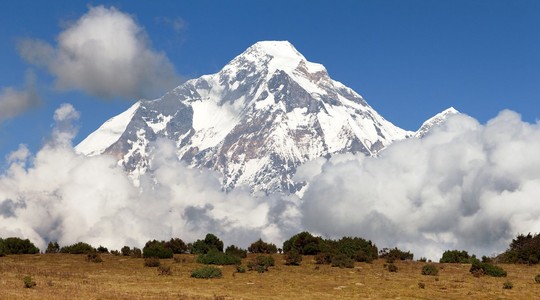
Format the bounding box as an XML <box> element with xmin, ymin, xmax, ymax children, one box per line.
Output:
<box><xmin>1</xmin><ymin>253</ymin><xmax>540</xmax><ymax>299</ymax></box>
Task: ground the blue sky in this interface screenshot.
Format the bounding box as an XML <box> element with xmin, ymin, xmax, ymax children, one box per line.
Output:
<box><xmin>1</xmin><ymin>0</ymin><xmax>539</xmax><ymax>163</ymax></box>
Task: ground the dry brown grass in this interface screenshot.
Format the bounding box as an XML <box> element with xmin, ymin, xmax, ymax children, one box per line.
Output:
<box><xmin>1</xmin><ymin>253</ymin><xmax>540</xmax><ymax>299</ymax></box>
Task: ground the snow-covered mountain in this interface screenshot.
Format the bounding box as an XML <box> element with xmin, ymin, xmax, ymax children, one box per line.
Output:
<box><xmin>77</xmin><ymin>41</ymin><xmax>418</xmax><ymax>193</ymax></box>
<box><xmin>414</xmin><ymin>107</ymin><xmax>459</xmax><ymax>138</ymax></box>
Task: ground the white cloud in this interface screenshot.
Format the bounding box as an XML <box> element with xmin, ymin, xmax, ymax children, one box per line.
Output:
<box><xmin>18</xmin><ymin>6</ymin><xmax>180</xmax><ymax>99</ymax></box>
<box><xmin>0</xmin><ymin>72</ymin><xmax>41</xmax><ymax>122</ymax></box>
<box><xmin>300</xmin><ymin>111</ymin><xmax>540</xmax><ymax>259</ymax></box>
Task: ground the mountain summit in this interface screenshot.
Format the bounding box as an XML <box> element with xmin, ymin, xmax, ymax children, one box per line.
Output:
<box><xmin>76</xmin><ymin>41</ymin><xmax>413</xmax><ymax>193</ymax></box>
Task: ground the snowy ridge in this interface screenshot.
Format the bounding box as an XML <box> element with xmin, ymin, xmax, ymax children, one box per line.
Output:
<box><xmin>415</xmin><ymin>107</ymin><xmax>459</xmax><ymax>138</ymax></box>
<box><xmin>77</xmin><ymin>41</ymin><xmax>414</xmax><ymax>193</ymax></box>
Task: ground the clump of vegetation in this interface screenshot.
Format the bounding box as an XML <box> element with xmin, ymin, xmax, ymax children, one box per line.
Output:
<box><xmin>503</xmin><ymin>281</ymin><xmax>513</xmax><ymax>289</ymax></box>
<box><xmin>379</xmin><ymin>247</ymin><xmax>414</xmax><ymax>262</ymax></box>
<box><xmin>418</xmin><ymin>257</ymin><xmax>427</xmax><ymax>262</ymax></box>
<box><xmin>331</xmin><ymin>253</ymin><xmax>355</xmax><ymax>269</ymax></box>
<box><xmin>469</xmin><ymin>260</ymin><xmax>506</xmax><ymax>277</ymax></box>
<box><xmin>385</xmin><ymin>263</ymin><xmax>398</xmax><ymax>272</ymax></box>
<box><xmin>0</xmin><ymin>237</ymin><xmax>40</xmax><ymax>255</ymax></box>
<box><xmin>165</xmin><ymin>238</ymin><xmax>188</xmax><ymax>254</ymax></box>
<box><xmin>45</xmin><ymin>241</ymin><xmax>60</xmax><ymax>254</ymax></box>
<box><xmin>23</xmin><ymin>276</ymin><xmax>36</xmax><ymax>288</ymax></box>
<box><xmin>248</xmin><ymin>239</ymin><xmax>277</xmax><ymax>254</ymax></box>
<box><xmin>334</xmin><ymin>236</ymin><xmax>378</xmax><ymax>263</ymax></box>
<box><xmin>86</xmin><ymin>252</ymin><xmax>103</xmax><ymax>263</ymax></box>
<box><xmin>96</xmin><ymin>246</ymin><xmax>108</xmax><ymax>253</ymax></box>
<box><xmin>144</xmin><ymin>257</ymin><xmax>161</xmax><ymax>267</ymax></box>
<box><xmin>121</xmin><ymin>246</ymin><xmax>132</xmax><ymax>256</ymax></box>
<box><xmin>421</xmin><ymin>264</ymin><xmax>439</xmax><ymax>276</ymax></box>
<box><xmin>110</xmin><ymin>250</ymin><xmax>120</xmax><ymax>256</ymax></box>
<box><xmin>284</xmin><ymin>249</ymin><xmax>302</xmax><ymax>266</ymax></box>
<box><xmin>418</xmin><ymin>282</ymin><xmax>425</xmax><ymax>289</ymax></box>
<box><xmin>132</xmin><ymin>247</ymin><xmax>142</xmax><ymax>258</ymax></box>
<box><xmin>535</xmin><ymin>274</ymin><xmax>540</xmax><ymax>284</ymax></box>
<box><xmin>60</xmin><ymin>242</ymin><xmax>95</xmax><ymax>254</ymax></box>
<box><xmin>236</xmin><ymin>265</ymin><xmax>246</xmax><ymax>273</ymax></box>
<box><xmin>315</xmin><ymin>252</ymin><xmax>334</xmax><ymax>265</ymax></box>
<box><xmin>247</xmin><ymin>255</ymin><xmax>275</xmax><ymax>273</ymax></box>
<box><xmin>143</xmin><ymin>240</ymin><xmax>173</xmax><ymax>259</ymax></box>
<box><xmin>499</xmin><ymin>233</ymin><xmax>540</xmax><ymax>264</ymax></box>
<box><xmin>191</xmin><ymin>266</ymin><xmax>222</xmax><ymax>279</ymax></box>
<box><xmin>191</xmin><ymin>234</ymin><xmax>224</xmax><ymax>254</ymax></box>
<box><xmin>196</xmin><ymin>249</ymin><xmax>241</xmax><ymax>265</ymax></box>
<box><xmin>225</xmin><ymin>245</ymin><xmax>247</xmax><ymax>258</ymax></box>
<box><xmin>283</xmin><ymin>232</ymin><xmax>323</xmax><ymax>255</ymax></box>
<box><xmin>439</xmin><ymin>250</ymin><xmax>475</xmax><ymax>263</ymax></box>
<box><xmin>158</xmin><ymin>265</ymin><xmax>172</xmax><ymax>276</ymax></box>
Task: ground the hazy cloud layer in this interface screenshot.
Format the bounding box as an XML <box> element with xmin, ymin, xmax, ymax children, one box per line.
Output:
<box><xmin>18</xmin><ymin>6</ymin><xmax>180</xmax><ymax>99</ymax></box>
<box><xmin>0</xmin><ymin>72</ymin><xmax>40</xmax><ymax>122</ymax></box>
<box><xmin>300</xmin><ymin>111</ymin><xmax>540</xmax><ymax>259</ymax></box>
<box><xmin>1</xmin><ymin>106</ymin><xmax>539</xmax><ymax>259</ymax></box>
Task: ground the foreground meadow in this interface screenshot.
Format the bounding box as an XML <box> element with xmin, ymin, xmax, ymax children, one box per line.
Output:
<box><xmin>1</xmin><ymin>253</ymin><xmax>540</xmax><ymax>299</ymax></box>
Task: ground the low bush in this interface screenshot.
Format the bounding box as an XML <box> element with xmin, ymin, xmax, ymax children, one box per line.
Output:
<box><xmin>331</xmin><ymin>253</ymin><xmax>355</xmax><ymax>268</ymax></box>
<box><xmin>535</xmin><ymin>274</ymin><xmax>540</xmax><ymax>284</ymax></box>
<box><xmin>121</xmin><ymin>246</ymin><xmax>132</xmax><ymax>256</ymax></box>
<box><xmin>315</xmin><ymin>252</ymin><xmax>334</xmax><ymax>265</ymax></box>
<box><xmin>236</xmin><ymin>265</ymin><xmax>246</xmax><ymax>273</ymax></box>
<box><xmin>225</xmin><ymin>245</ymin><xmax>247</xmax><ymax>258</ymax></box>
<box><xmin>191</xmin><ymin>266</ymin><xmax>222</xmax><ymax>279</ymax></box>
<box><xmin>86</xmin><ymin>253</ymin><xmax>103</xmax><ymax>263</ymax></box>
<box><xmin>503</xmin><ymin>281</ymin><xmax>513</xmax><ymax>289</ymax></box>
<box><xmin>196</xmin><ymin>249</ymin><xmax>241</xmax><ymax>265</ymax></box>
<box><xmin>284</xmin><ymin>249</ymin><xmax>302</xmax><ymax>266</ymax></box>
<box><xmin>143</xmin><ymin>240</ymin><xmax>173</xmax><ymax>259</ymax></box>
<box><xmin>144</xmin><ymin>257</ymin><xmax>161</xmax><ymax>267</ymax></box>
<box><xmin>418</xmin><ymin>282</ymin><xmax>425</xmax><ymax>289</ymax></box>
<box><xmin>96</xmin><ymin>246</ymin><xmax>108</xmax><ymax>253</ymax></box>
<box><xmin>469</xmin><ymin>260</ymin><xmax>506</xmax><ymax>277</ymax></box>
<box><xmin>0</xmin><ymin>237</ymin><xmax>40</xmax><ymax>255</ymax></box>
<box><xmin>158</xmin><ymin>265</ymin><xmax>172</xmax><ymax>276</ymax></box>
<box><xmin>23</xmin><ymin>276</ymin><xmax>36</xmax><ymax>288</ymax></box>
<box><xmin>379</xmin><ymin>247</ymin><xmax>414</xmax><ymax>262</ymax></box>
<box><xmin>386</xmin><ymin>263</ymin><xmax>398</xmax><ymax>272</ymax></box>
<box><xmin>439</xmin><ymin>250</ymin><xmax>475</xmax><ymax>263</ymax></box>
<box><xmin>60</xmin><ymin>242</ymin><xmax>95</xmax><ymax>254</ymax></box>
<box><xmin>247</xmin><ymin>255</ymin><xmax>275</xmax><ymax>272</ymax></box>
<box><xmin>421</xmin><ymin>264</ymin><xmax>439</xmax><ymax>276</ymax></box>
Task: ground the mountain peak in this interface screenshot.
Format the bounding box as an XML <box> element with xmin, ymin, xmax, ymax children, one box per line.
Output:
<box><xmin>249</xmin><ymin>40</ymin><xmax>301</xmax><ymax>58</ymax></box>
<box><xmin>415</xmin><ymin>107</ymin><xmax>460</xmax><ymax>138</ymax></box>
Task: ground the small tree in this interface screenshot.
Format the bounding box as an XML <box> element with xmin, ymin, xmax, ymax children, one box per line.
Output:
<box><xmin>248</xmin><ymin>239</ymin><xmax>277</xmax><ymax>254</ymax></box>
<box><xmin>45</xmin><ymin>241</ymin><xmax>60</xmax><ymax>254</ymax></box>
<box><xmin>166</xmin><ymin>238</ymin><xmax>188</xmax><ymax>254</ymax></box>
<box><xmin>121</xmin><ymin>246</ymin><xmax>132</xmax><ymax>256</ymax></box>
<box><xmin>191</xmin><ymin>234</ymin><xmax>224</xmax><ymax>254</ymax></box>
<box><xmin>439</xmin><ymin>250</ymin><xmax>474</xmax><ymax>263</ymax></box>
<box><xmin>143</xmin><ymin>240</ymin><xmax>173</xmax><ymax>259</ymax></box>
<box><xmin>225</xmin><ymin>245</ymin><xmax>247</xmax><ymax>258</ymax></box>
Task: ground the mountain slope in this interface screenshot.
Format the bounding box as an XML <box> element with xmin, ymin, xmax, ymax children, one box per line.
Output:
<box><xmin>76</xmin><ymin>41</ymin><xmax>412</xmax><ymax>193</ymax></box>
<box><xmin>414</xmin><ymin>107</ymin><xmax>459</xmax><ymax>138</ymax></box>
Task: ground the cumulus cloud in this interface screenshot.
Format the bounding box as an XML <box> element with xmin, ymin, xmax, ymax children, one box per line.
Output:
<box><xmin>0</xmin><ymin>72</ymin><xmax>41</xmax><ymax>122</ymax></box>
<box><xmin>2</xmin><ymin>106</ymin><xmax>540</xmax><ymax>260</ymax></box>
<box><xmin>300</xmin><ymin>111</ymin><xmax>540</xmax><ymax>259</ymax></box>
<box><xmin>18</xmin><ymin>6</ymin><xmax>180</xmax><ymax>99</ymax></box>
<box><xmin>0</xmin><ymin>104</ymin><xmax>299</xmax><ymax>251</ymax></box>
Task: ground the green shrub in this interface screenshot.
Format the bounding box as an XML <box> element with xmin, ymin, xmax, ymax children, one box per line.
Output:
<box><xmin>143</xmin><ymin>240</ymin><xmax>173</xmax><ymax>259</ymax></box>
<box><xmin>469</xmin><ymin>260</ymin><xmax>506</xmax><ymax>277</ymax></box>
<box><xmin>86</xmin><ymin>253</ymin><xmax>103</xmax><ymax>263</ymax></box>
<box><xmin>386</xmin><ymin>263</ymin><xmax>398</xmax><ymax>272</ymax></box>
<box><xmin>335</xmin><ymin>237</ymin><xmax>378</xmax><ymax>263</ymax></box>
<box><xmin>225</xmin><ymin>245</ymin><xmax>247</xmax><ymax>258</ymax></box>
<box><xmin>421</xmin><ymin>264</ymin><xmax>439</xmax><ymax>276</ymax></box>
<box><xmin>121</xmin><ymin>246</ymin><xmax>132</xmax><ymax>256</ymax></box>
<box><xmin>535</xmin><ymin>274</ymin><xmax>540</xmax><ymax>283</ymax></box>
<box><xmin>0</xmin><ymin>237</ymin><xmax>40</xmax><ymax>255</ymax></box>
<box><xmin>60</xmin><ymin>242</ymin><xmax>95</xmax><ymax>254</ymax></box>
<box><xmin>247</xmin><ymin>255</ymin><xmax>275</xmax><ymax>272</ymax></box>
<box><xmin>499</xmin><ymin>233</ymin><xmax>540</xmax><ymax>264</ymax></box>
<box><xmin>315</xmin><ymin>252</ymin><xmax>334</xmax><ymax>265</ymax></box>
<box><xmin>23</xmin><ymin>276</ymin><xmax>36</xmax><ymax>288</ymax></box>
<box><xmin>439</xmin><ymin>250</ymin><xmax>474</xmax><ymax>263</ymax></box>
<box><xmin>283</xmin><ymin>232</ymin><xmax>323</xmax><ymax>255</ymax></box>
<box><xmin>196</xmin><ymin>249</ymin><xmax>241</xmax><ymax>265</ymax></box>
<box><xmin>331</xmin><ymin>253</ymin><xmax>355</xmax><ymax>268</ymax></box>
<box><xmin>236</xmin><ymin>265</ymin><xmax>246</xmax><ymax>273</ymax></box>
<box><xmin>191</xmin><ymin>266</ymin><xmax>222</xmax><ymax>279</ymax></box>
<box><xmin>418</xmin><ymin>257</ymin><xmax>427</xmax><ymax>262</ymax></box>
<box><xmin>191</xmin><ymin>234</ymin><xmax>224</xmax><ymax>254</ymax></box>
<box><xmin>158</xmin><ymin>265</ymin><xmax>172</xmax><ymax>276</ymax></box>
<box><xmin>284</xmin><ymin>249</ymin><xmax>302</xmax><ymax>266</ymax></box>
<box><xmin>503</xmin><ymin>281</ymin><xmax>513</xmax><ymax>289</ymax></box>
<box><xmin>96</xmin><ymin>246</ymin><xmax>108</xmax><ymax>253</ymax></box>
<box><xmin>45</xmin><ymin>241</ymin><xmax>60</xmax><ymax>254</ymax></box>
<box><xmin>379</xmin><ymin>247</ymin><xmax>414</xmax><ymax>261</ymax></box>
<box><xmin>144</xmin><ymin>257</ymin><xmax>161</xmax><ymax>267</ymax></box>
<box><xmin>110</xmin><ymin>250</ymin><xmax>120</xmax><ymax>256</ymax></box>
<box><xmin>248</xmin><ymin>239</ymin><xmax>277</xmax><ymax>254</ymax></box>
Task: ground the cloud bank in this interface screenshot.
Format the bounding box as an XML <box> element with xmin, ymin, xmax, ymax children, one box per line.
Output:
<box><xmin>300</xmin><ymin>111</ymin><xmax>540</xmax><ymax>259</ymax></box>
<box><xmin>18</xmin><ymin>6</ymin><xmax>180</xmax><ymax>99</ymax></box>
<box><xmin>1</xmin><ymin>106</ymin><xmax>540</xmax><ymax>260</ymax></box>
